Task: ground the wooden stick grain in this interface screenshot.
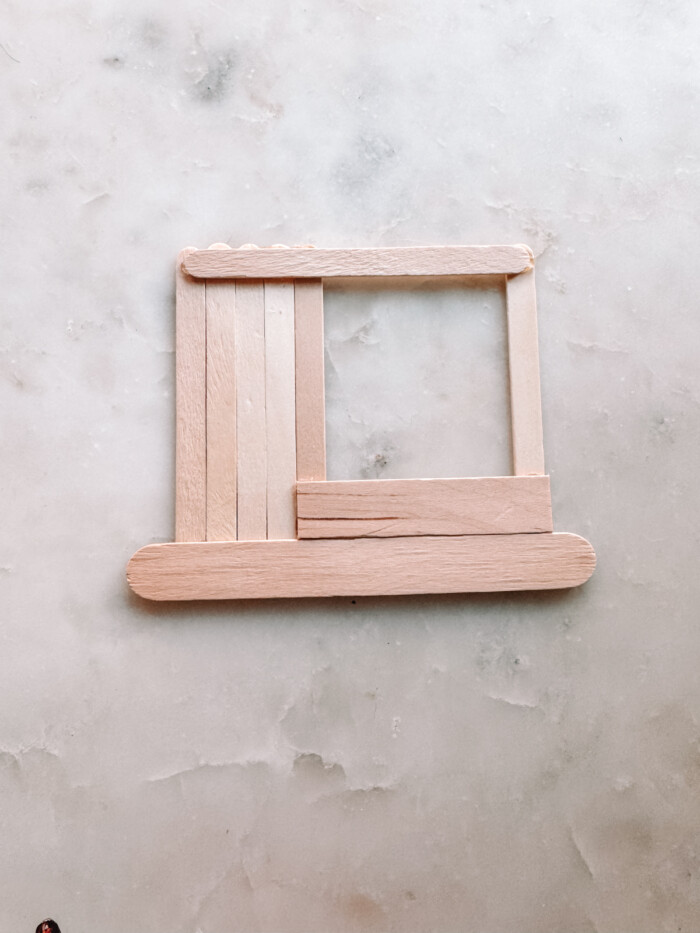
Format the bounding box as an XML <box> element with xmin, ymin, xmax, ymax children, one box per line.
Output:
<box><xmin>184</xmin><ymin>245</ymin><xmax>534</xmax><ymax>279</ymax></box>
<box><xmin>294</xmin><ymin>280</ymin><xmax>326</xmax><ymax>481</ymax></box>
<box><xmin>205</xmin><ymin>281</ymin><xmax>237</xmax><ymax>541</ymax></box>
<box><xmin>127</xmin><ymin>533</ymin><xmax>596</xmax><ymax>600</ymax></box>
<box><xmin>175</xmin><ymin>248</ymin><xmax>206</xmax><ymax>542</ymax></box>
<box><xmin>235</xmin><ymin>281</ymin><xmax>267</xmax><ymax>540</ymax></box>
<box><xmin>506</xmin><ymin>268</ymin><xmax>545</xmax><ymax>476</ymax></box>
<box><xmin>265</xmin><ymin>282</ymin><xmax>297</xmax><ymax>538</ymax></box>
<box><xmin>296</xmin><ymin>476</ymin><xmax>552</xmax><ymax>538</ymax></box>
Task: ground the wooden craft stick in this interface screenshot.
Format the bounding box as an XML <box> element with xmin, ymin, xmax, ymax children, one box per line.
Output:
<box><xmin>294</xmin><ymin>280</ymin><xmax>326</xmax><ymax>481</ymax></box>
<box><xmin>235</xmin><ymin>281</ymin><xmax>267</xmax><ymax>540</ymax></box>
<box><xmin>175</xmin><ymin>248</ymin><xmax>206</xmax><ymax>542</ymax></box>
<box><xmin>296</xmin><ymin>476</ymin><xmax>552</xmax><ymax>538</ymax></box>
<box><xmin>127</xmin><ymin>533</ymin><xmax>596</xmax><ymax>600</ymax></box>
<box><xmin>506</xmin><ymin>268</ymin><xmax>545</xmax><ymax>476</ymax></box>
<box><xmin>205</xmin><ymin>281</ymin><xmax>237</xmax><ymax>541</ymax></box>
<box><xmin>265</xmin><ymin>282</ymin><xmax>297</xmax><ymax>539</ymax></box>
<box><xmin>183</xmin><ymin>245</ymin><xmax>534</xmax><ymax>279</ymax></box>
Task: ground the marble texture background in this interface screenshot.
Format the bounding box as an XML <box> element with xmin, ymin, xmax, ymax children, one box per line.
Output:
<box><xmin>2</xmin><ymin>1</ymin><xmax>700</xmax><ymax>930</ymax></box>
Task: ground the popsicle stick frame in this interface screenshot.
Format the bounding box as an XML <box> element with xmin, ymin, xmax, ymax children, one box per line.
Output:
<box><xmin>127</xmin><ymin>244</ymin><xmax>595</xmax><ymax>600</ymax></box>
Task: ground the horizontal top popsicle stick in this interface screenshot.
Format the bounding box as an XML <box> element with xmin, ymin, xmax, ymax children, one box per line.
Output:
<box><xmin>183</xmin><ymin>245</ymin><xmax>534</xmax><ymax>279</ymax></box>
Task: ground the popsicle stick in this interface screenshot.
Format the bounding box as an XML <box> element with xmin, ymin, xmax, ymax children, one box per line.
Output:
<box><xmin>206</xmin><ymin>281</ymin><xmax>237</xmax><ymax>541</ymax></box>
<box><xmin>294</xmin><ymin>280</ymin><xmax>326</xmax><ymax>481</ymax></box>
<box><xmin>265</xmin><ymin>282</ymin><xmax>297</xmax><ymax>539</ymax></box>
<box><xmin>235</xmin><ymin>281</ymin><xmax>267</xmax><ymax>540</ymax></box>
<box><xmin>296</xmin><ymin>476</ymin><xmax>552</xmax><ymax>538</ymax></box>
<box><xmin>184</xmin><ymin>245</ymin><xmax>534</xmax><ymax>279</ymax></box>
<box><xmin>127</xmin><ymin>533</ymin><xmax>596</xmax><ymax>601</ymax></box>
<box><xmin>506</xmin><ymin>268</ymin><xmax>545</xmax><ymax>475</ymax></box>
<box><xmin>175</xmin><ymin>248</ymin><xmax>206</xmax><ymax>542</ymax></box>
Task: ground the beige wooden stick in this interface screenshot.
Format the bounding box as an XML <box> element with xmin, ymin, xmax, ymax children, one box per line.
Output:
<box><xmin>175</xmin><ymin>248</ymin><xmax>206</xmax><ymax>542</ymax></box>
<box><xmin>235</xmin><ymin>281</ymin><xmax>267</xmax><ymax>540</ymax></box>
<box><xmin>127</xmin><ymin>532</ymin><xmax>596</xmax><ymax>601</ymax></box>
<box><xmin>265</xmin><ymin>282</ymin><xmax>297</xmax><ymax>539</ymax></box>
<box><xmin>294</xmin><ymin>280</ymin><xmax>326</xmax><ymax>481</ymax></box>
<box><xmin>296</xmin><ymin>476</ymin><xmax>552</xmax><ymax>538</ymax></box>
<box><xmin>506</xmin><ymin>267</ymin><xmax>545</xmax><ymax>476</ymax></box>
<box><xmin>184</xmin><ymin>245</ymin><xmax>534</xmax><ymax>279</ymax></box>
<box><xmin>205</xmin><ymin>281</ymin><xmax>237</xmax><ymax>541</ymax></box>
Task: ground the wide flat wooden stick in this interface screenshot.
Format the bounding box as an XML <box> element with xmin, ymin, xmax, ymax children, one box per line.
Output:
<box><xmin>184</xmin><ymin>245</ymin><xmax>534</xmax><ymax>279</ymax></box>
<box><xmin>175</xmin><ymin>248</ymin><xmax>206</xmax><ymax>542</ymax></box>
<box><xmin>235</xmin><ymin>281</ymin><xmax>267</xmax><ymax>540</ymax></box>
<box><xmin>265</xmin><ymin>282</ymin><xmax>297</xmax><ymax>539</ymax></box>
<box><xmin>294</xmin><ymin>280</ymin><xmax>326</xmax><ymax>481</ymax></box>
<box><xmin>506</xmin><ymin>268</ymin><xmax>545</xmax><ymax>476</ymax></box>
<box><xmin>205</xmin><ymin>281</ymin><xmax>237</xmax><ymax>541</ymax></box>
<box><xmin>127</xmin><ymin>533</ymin><xmax>596</xmax><ymax>600</ymax></box>
<box><xmin>296</xmin><ymin>476</ymin><xmax>552</xmax><ymax>538</ymax></box>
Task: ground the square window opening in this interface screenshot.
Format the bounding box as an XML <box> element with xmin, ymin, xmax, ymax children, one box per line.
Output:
<box><xmin>323</xmin><ymin>275</ymin><xmax>512</xmax><ymax>481</ymax></box>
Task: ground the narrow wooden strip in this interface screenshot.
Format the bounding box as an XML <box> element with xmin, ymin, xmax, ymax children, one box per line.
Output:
<box><xmin>506</xmin><ymin>268</ymin><xmax>545</xmax><ymax>475</ymax></box>
<box><xmin>265</xmin><ymin>282</ymin><xmax>297</xmax><ymax>539</ymax></box>
<box><xmin>127</xmin><ymin>533</ymin><xmax>596</xmax><ymax>600</ymax></box>
<box><xmin>235</xmin><ymin>281</ymin><xmax>267</xmax><ymax>540</ymax></box>
<box><xmin>294</xmin><ymin>280</ymin><xmax>326</xmax><ymax>481</ymax></box>
<box><xmin>206</xmin><ymin>281</ymin><xmax>237</xmax><ymax>541</ymax></box>
<box><xmin>175</xmin><ymin>248</ymin><xmax>206</xmax><ymax>542</ymax></box>
<box><xmin>296</xmin><ymin>476</ymin><xmax>552</xmax><ymax>538</ymax></box>
<box><xmin>184</xmin><ymin>245</ymin><xmax>534</xmax><ymax>279</ymax></box>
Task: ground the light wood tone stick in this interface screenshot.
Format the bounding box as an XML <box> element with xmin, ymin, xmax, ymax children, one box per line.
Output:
<box><xmin>175</xmin><ymin>248</ymin><xmax>206</xmax><ymax>542</ymax></box>
<box><xmin>235</xmin><ymin>281</ymin><xmax>267</xmax><ymax>540</ymax></box>
<box><xmin>184</xmin><ymin>245</ymin><xmax>534</xmax><ymax>279</ymax></box>
<box><xmin>127</xmin><ymin>533</ymin><xmax>595</xmax><ymax>600</ymax></box>
<box><xmin>296</xmin><ymin>476</ymin><xmax>552</xmax><ymax>538</ymax></box>
<box><xmin>205</xmin><ymin>282</ymin><xmax>237</xmax><ymax>541</ymax></box>
<box><xmin>506</xmin><ymin>268</ymin><xmax>545</xmax><ymax>475</ymax></box>
<box><xmin>265</xmin><ymin>282</ymin><xmax>297</xmax><ymax>538</ymax></box>
<box><xmin>294</xmin><ymin>280</ymin><xmax>326</xmax><ymax>481</ymax></box>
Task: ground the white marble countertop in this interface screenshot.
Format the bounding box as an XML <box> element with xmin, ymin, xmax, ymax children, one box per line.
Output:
<box><xmin>2</xmin><ymin>1</ymin><xmax>699</xmax><ymax>930</ymax></box>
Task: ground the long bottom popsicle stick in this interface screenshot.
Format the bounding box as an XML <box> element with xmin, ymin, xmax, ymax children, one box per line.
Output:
<box><xmin>127</xmin><ymin>533</ymin><xmax>595</xmax><ymax>601</ymax></box>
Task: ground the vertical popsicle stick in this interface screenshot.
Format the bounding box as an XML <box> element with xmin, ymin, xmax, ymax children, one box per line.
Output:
<box><xmin>175</xmin><ymin>248</ymin><xmax>206</xmax><ymax>541</ymax></box>
<box><xmin>265</xmin><ymin>282</ymin><xmax>297</xmax><ymax>539</ymax></box>
<box><xmin>294</xmin><ymin>280</ymin><xmax>326</xmax><ymax>481</ymax></box>
<box><xmin>206</xmin><ymin>281</ymin><xmax>237</xmax><ymax>541</ymax></box>
<box><xmin>506</xmin><ymin>268</ymin><xmax>545</xmax><ymax>476</ymax></box>
<box><xmin>235</xmin><ymin>281</ymin><xmax>267</xmax><ymax>539</ymax></box>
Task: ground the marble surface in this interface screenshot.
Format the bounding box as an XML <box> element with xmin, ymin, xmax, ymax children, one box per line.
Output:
<box><xmin>2</xmin><ymin>1</ymin><xmax>700</xmax><ymax>930</ymax></box>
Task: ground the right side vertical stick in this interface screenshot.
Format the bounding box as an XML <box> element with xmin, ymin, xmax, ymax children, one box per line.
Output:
<box><xmin>506</xmin><ymin>266</ymin><xmax>545</xmax><ymax>476</ymax></box>
<box><xmin>294</xmin><ymin>280</ymin><xmax>327</xmax><ymax>482</ymax></box>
